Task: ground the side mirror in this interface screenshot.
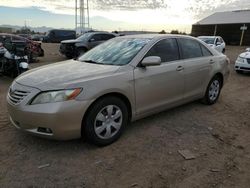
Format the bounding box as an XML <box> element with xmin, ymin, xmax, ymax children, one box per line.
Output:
<box><xmin>141</xmin><ymin>56</ymin><xmax>161</xmax><ymax>67</ymax></box>
<box><xmin>246</xmin><ymin>48</ymin><xmax>250</xmax><ymax>52</ymax></box>
<box><xmin>216</xmin><ymin>42</ymin><xmax>222</xmax><ymax>46</ymax></box>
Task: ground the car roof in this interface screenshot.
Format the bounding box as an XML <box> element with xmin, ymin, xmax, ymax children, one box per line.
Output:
<box><xmin>87</xmin><ymin>31</ymin><xmax>116</xmax><ymax>35</ymax></box>
<box><xmin>198</xmin><ymin>36</ymin><xmax>221</xmax><ymax>38</ymax></box>
<box><xmin>118</xmin><ymin>34</ymin><xmax>197</xmax><ymax>40</ymax></box>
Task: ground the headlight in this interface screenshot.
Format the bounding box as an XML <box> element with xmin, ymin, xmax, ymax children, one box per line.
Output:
<box><xmin>236</xmin><ymin>56</ymin><xmax>245</xmax><ymax>63</ymax></box>
<box><xmin>31</xmin><ymin>88</ymin><xmax>82</xmax><ymax>105</ymax></box>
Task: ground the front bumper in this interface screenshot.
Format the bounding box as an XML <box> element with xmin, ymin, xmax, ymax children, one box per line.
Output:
<box><xmin>235</xmin><ymin>60</ymin><xmax>250</xmax><ymax>72</ymax></box>
<box><xmin>7</xmin><ymin>82</ymin><xmax>92</xmax><ymax>140</ymax></box>
<box><xmin>59</xmin><ymin>44</ymin><xmax>75</xmax><ymax>56</ymax></box>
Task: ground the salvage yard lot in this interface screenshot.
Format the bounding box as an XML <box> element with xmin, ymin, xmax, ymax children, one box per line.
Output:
<box><xmin>0</xmin><ymin>44</ymin><xmax>250</xmax><ymax>187</ymax></box>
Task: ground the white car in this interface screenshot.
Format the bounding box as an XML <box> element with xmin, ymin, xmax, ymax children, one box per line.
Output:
<box><xmin>198</xmin><ymin>36</ymin><xmax>226</xmax><ymax>53</ymax></box>
<box><xmin>235</xmin><ymin>48</ymin><xmax>250</xmax><ymax>74</ymax></box>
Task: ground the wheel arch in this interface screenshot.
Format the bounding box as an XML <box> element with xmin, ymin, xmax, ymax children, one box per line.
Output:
<box><xmin>81</xmin><ymin>92</ymin><xmax>132</xmax><ymax>136</ymax></box>
<box><xmin>214</xmin><ymin>72</ymin><xmax>224</xmax><ymax>87</ymax></box>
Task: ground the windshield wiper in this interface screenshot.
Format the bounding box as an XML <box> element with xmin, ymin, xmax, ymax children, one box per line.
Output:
<box><xmin>81</xmin><ymin>59</ymin><xmax>103</xmax><ymax>64</ymax></box>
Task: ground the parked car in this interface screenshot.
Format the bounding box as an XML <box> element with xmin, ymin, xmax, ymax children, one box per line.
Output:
<box><xmin>60</xmin><ymin>32</ymin><xmax>117</xmax><ymax>58</ymax></box>
<box><xmin>0</xmin><ymin>33</ymin><xmax>44</xmax><ymax>61</ymax></box>
<box><xmin>31</xmin><ymin>34</ymin><xmax>45</xmax><ymax>42</ymax></box>
<box><xmin>18</xmin><ymin>34</ymin><xmax>32</xmax><ymax>40</ymax></box>
<box><xmin>43</xmin><ymin>29</ymin><xmax>76</xmax><ymax>43</ymax></box>
<box><xmin>7</xmin><ymin>34</ymin><xmax>230</xmax><ymax>146</ymax></box>
<box><xmin>235</xmin><ymin>48</ymin><xmax>250</xmax><ymax>74</ymax></box>
<box><xmin>198</xmin><ymin>36</ymin><xmax>226</xmax><ymax>53</ymax></box>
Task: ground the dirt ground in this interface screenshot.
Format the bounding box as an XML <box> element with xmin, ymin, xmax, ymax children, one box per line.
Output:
<box><xmin>0</xmin><ymin>43</ymin><xmax>250</xmax><ymax>188</ymax></box>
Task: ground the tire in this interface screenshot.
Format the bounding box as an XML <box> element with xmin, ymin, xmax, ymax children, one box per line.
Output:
<box><xmin>222</xmin><ymin>49</ymin><xmax>225</xmax><ymax>53</ymax></box>
<box><xmin>202</xmin><ymin>75</ymin><xmax>222</xmax><ymax>105</ymax></box>
<box><xmin>83</xmin><ymin>96</ymin><xmax>128</xmax><ymax>146</ymax></box>
<box><xmin>236</xmin><ymin>70</ymin><xmax>243</xmax><ymax>74</ymax></box>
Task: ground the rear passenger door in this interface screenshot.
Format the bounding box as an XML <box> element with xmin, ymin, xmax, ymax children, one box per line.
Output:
<box><xmin>178</xmin><ymin>38</ymin><xmax>214</xmax><ymax>100</ymax></box>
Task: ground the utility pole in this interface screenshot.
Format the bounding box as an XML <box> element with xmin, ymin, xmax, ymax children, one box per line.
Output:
<box><xmin>240</xmin><ymin>24</ymin><xmax>247</xmax><ymax>46</ymax></box>
<box><xmin>75</xmin><ymin>0</ymin><xmax>90</xmax><ymax>34</ymax></box>
<box><xmin>213</xmin><ymin>25</ymin><xmax>217</xmax><ymax>36</ymax></box>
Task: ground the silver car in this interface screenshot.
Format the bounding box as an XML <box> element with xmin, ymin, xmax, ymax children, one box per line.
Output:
<box><xmin>7</xmin><ymin>34</ymin><xmax>230</xmax><ymax>146</ymax></box>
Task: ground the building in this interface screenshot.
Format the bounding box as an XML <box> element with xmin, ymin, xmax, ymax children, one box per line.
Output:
<box><xmin>192</xmin><ymin>10</ymin><xmax>250</xmax><ymax>46</ymax></box>
<box><xmin>0</xmin><ymin>27</ymin><xmax>15</xmax><ymax>34</ymax></box>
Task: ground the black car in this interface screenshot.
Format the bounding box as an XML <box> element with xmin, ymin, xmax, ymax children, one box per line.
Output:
<box><xmin>60</xmin><ymin>32</ymin><xmax>116</xmax><ymax>58</ymax></box>
<box><xmin>43</xmin><ymin>29</ymin><xmax>76</xmax><ymax>43</ymax></box>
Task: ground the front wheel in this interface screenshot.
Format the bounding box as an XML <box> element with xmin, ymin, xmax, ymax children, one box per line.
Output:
<box><xmin>202</xmin><ymin>76</ymin><xmax>222</xmax><ymax>105</ymax></box>
<box><xmin>83</xmin><ymin>96</ymin><xmax>128</xmax><ymax>146</ymax></box>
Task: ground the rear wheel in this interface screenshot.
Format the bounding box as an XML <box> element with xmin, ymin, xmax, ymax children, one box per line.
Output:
<box><xmin>83</xmin><ymin>96</ymin><xmax>128</xmax><ymax>146</ymax></box>
<box><xmin>202</xmin><ymin>76</ymin><xmax>222</xmax><ymax>105</ymax></box>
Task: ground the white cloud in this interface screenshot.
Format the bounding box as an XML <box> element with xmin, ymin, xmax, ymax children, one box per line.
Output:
<box><xmin>0</xmin><ymin>0</ymin><xmax>249</xmax><ymax>31</ymax></box>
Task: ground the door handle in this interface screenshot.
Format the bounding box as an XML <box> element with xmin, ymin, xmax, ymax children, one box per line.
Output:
<box><xmin>209</xmin><ymin>59</ymin><xmax>215</xmax><ymax>64</ymax></box>
<box><xmin>176</xmin><ymin>66</ymin><xmax>184</xmax><ymax>71</ymax></box>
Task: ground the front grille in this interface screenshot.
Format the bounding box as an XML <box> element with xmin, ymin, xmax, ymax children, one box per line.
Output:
<box><xmin>247</xmin><ymin>58</ymin><xmax>250</xmax><ymax>64</ymax></box>
<box><xmin>61</xmin><ymin>43</ymin><xmax>74</xmax><ymax>50</ymax></box>
<box><xmin>8</xmin><ymin>89</ymin><xmax>30</xmax><ymax>105</ymax></box>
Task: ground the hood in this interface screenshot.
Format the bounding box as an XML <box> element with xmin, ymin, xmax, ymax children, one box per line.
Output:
<box><xmin>61</xmin><ymin>39</ymin><xmax>78</xmax><ymax>44</ymax></box>
<box><xmin>239</xmin><ymin>52</ymin><xmax>250</xmax><ymax>58</ymax></box>
<box><xmin>15</xmin><ymin>60</ymin><xmax>120</xmax><ymax>90</ymax></box>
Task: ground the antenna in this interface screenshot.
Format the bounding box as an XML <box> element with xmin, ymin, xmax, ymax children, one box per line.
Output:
<box><xmin>75</xmin><ymin>0</ymin><xmax>90</xmax><ymax>34</ymax></box>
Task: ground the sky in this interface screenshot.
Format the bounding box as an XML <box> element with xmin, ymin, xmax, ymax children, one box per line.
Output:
<box><xmin>0</xmin><ymin>0</ymin><xmax>249</xmax><ymax>32</ymax></box>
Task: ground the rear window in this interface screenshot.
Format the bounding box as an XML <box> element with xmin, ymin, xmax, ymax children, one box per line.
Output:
<box><xmin>200</xmin><ymin>44</ymin><xmax>213</xmax><ymax>57</ymax></box>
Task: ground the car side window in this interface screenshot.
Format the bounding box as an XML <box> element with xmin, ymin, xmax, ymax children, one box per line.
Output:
<box><xmin>200</xmin><ymin>44</ymin><xmax>213</xmax><ymax>57</ymax></box>
<box><xmin>144</xmin><ymin>38</ymin><xmax>180</xmax><ymax>63</ymax></box>
<box><xmin>219</xmin><ymin>37</ymin><xmax>223</xmax><ymax>43</ymax></box>
<box><xmin>215</xmin><ymin>38</ymin><xmax>219</xmax><ymax>44</ymax></box>
<box><xmin>101</xmin><ymin>34</ymin><xmax>115</xmax><ymax>40</ymax></box>
<box><xmin>179</xmin><ymin>38</ymin><xmax>203</xmax><ymax>59</ymax></box>
<box><xmin>91</xmin><ymin>34</ymin><xmax>103</xmax><ymax>41</ymax></box>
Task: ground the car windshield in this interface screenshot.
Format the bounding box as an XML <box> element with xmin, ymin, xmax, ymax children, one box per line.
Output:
<box><xmin>76</xmin><ymin>33</ymin><xmax>93</xmax><ymax>41</ymax></box>
<box><xmin>199</xmin><ymin>37</ymin><xmax>215</xmax><ymax>45</ymax></box>
<box><xmin>78</xmin><ymin>38</ymin><xmax>151</xmax><ymax>66</ymax></box>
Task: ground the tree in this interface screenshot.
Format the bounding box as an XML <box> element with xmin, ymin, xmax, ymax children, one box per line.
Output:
<box><xmin>159</xmin><ymin>30</ymin><xmax>166</xmax><ymax>34</ymax></box>
<box><xmin>170</xmin><ymin>30</ymin><xmax>179</xmax><ymax>34</ymax></box>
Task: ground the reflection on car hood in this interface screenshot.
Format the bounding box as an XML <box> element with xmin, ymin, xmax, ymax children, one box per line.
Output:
<box><xmin>15</xmin><ymin>60</ymin><xmax>120</xmax><ymax>90</ymax></box>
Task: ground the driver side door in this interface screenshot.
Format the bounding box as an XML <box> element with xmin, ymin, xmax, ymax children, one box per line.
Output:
<box><xmin>134</xmin><ymin>38</ymin><xmax>185</xmax><ymax>117</ymax></box>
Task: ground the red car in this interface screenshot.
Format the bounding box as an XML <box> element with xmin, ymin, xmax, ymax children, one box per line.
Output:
<box><xmin>0</xmin><ymin>33</ymin><xmax>44</xmax><ymax>61</ymax></box>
